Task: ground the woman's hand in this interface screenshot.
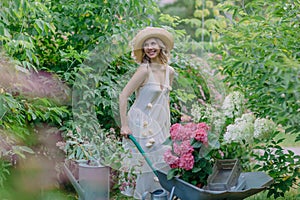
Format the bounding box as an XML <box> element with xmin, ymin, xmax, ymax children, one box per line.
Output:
<box><xmin>120</xmin><ymin>126</ymin><xmax>132</xmax><ymax>138</ymax></box>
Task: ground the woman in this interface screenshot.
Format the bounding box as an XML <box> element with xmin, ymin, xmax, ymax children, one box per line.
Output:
<box><xmin>119</xmin><ymin>27</ymin><xmax>175</xmax><ymax>199</ymax></box>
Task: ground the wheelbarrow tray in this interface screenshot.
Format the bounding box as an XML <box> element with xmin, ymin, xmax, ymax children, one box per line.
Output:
<box><xmin>156</xmin><ymin>168</ymin><xmax>273</xmax><ymax>200</ymax></box>
<box><xmin>128</xmin><ymin>135</ymin><xmax>273</xmax><ymax>200</ymax></box>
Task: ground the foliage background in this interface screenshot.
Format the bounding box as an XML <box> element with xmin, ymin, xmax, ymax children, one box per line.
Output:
<box><xmin>0</xmin><ymin>0</ymin><xmax>299</xmax><ymax>199</ymax></box>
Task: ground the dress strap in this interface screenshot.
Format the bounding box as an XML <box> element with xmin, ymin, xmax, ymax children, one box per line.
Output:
<box><xmin>146</xmin><ymin>63</ymin><xmax>169</xmax><ymax>87</ymax></box>
<box><xmin>165</xmin><ymin>65</ymin><xmax>169</xmax><ymax>87</ymax></box>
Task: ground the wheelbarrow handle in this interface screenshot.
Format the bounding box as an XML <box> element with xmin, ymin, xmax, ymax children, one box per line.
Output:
<box><xmin>128</xmin><ymin>135</ymin><xmax>159</xmax><ymax>177</ymax></box>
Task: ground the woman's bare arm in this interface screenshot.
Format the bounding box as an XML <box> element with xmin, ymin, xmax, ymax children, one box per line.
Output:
<box><xmin>119</xmin><ymin>65</ymin><xmax>148</xmax><ymax>136</ymax></box>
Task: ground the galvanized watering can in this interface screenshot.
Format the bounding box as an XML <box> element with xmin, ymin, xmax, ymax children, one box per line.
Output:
<box><xmin>63</xmin><ymin>162</ymin><xmax>110</xmax><ymax>200</ymax></box>
<box><xmin>142</xmin><ymin>188</ymin><xmax>169</xmax><ymax>200</ymax></box>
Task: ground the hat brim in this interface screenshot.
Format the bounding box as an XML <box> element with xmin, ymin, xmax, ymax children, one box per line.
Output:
<box><xmin>131</xmin><ymin>27</ymin><xmax>174</xmax><ymax>63</ymax></box>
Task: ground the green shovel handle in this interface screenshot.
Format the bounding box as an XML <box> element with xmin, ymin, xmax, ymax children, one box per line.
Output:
<box><xmin>128</xmin><ymin>135</ymin><xmax>158</xmax><ymax>177</ymax></box>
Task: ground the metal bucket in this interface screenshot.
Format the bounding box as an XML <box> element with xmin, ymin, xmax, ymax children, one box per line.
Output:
<box><xmin>78</xmin><ymin>163</ymin><xmax>110</xmax><ymax>200</ymax></box>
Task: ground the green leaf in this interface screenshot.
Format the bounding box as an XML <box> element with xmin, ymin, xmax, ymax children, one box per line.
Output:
<box><xmin>17</xmin><ymin>146</ymin><xmax>34</xmax><ymax>154</ymax></box>
<box><xmin>183</xmin><ymin>18</ymin><xmax>202</xmax><ymax>28</ymax></box>
<box><xmin>191</xmin><ymin>139</ymin><xmax>202</xmax><ymax>148</ymax></box>
<box><xmin>167</xmin><ymin>168</ymin><xmax>178</xmax><ymax>180</ymax></box>
<box><xmin>192</xmin><ymin>166</ymin><xmax>202</xmax><ymax>173</ymax></box>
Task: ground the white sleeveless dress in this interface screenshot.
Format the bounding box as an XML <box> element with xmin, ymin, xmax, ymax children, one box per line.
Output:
<box><xmin>122</xmin><ymin>64</ymin><xmax>171</xmax><ymax>199</ymax></box>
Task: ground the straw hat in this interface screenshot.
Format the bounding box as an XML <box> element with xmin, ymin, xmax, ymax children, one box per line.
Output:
<box><xmin>131</xmin><ymin>27</ymin><xmax>174</xmax><ymax>63</ymax></box>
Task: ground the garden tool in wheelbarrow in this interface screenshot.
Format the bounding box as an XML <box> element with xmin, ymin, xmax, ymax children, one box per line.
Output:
<box><xmin>129</xmin><ymin>135</ymin><xmax>274</xmax><ymax>200</ymax></box>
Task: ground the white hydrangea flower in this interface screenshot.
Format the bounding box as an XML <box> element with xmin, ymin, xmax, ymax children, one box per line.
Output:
<box><xmin>191</xmin><ymin>103</ymin><xmax>226</xmax><ymax>137</ymax></box>
<box><xmin>223</xmin><ymin>113</ymin><xmax>254</xmax><ymax>144</ymax></box>
<box><xmin>223</xmin><ymin>131</ymin><xmax>232</xmax><ymax>143</ymax></box>
<box><xmin>254</xmin><ymin>118</ymin><xmax>276</xmax><ymax>139</ymax></box>
<box><xmin>191</xmin><ymin>104</ymin><xmax>205</xmax><ymax>122</ymax></box>
<box><xmin>235</xmin><ymin>113</ymin><xmax>255</xmax><ymax>124</ymax></box>
<box><xmin>211</xmin><ymin>111</ymin><xmax>226</xmax><ymax>136</ymax></box>
<box><xmin>222</xmin><ymin>98</ymin><xmax>234</xmax><ymax>118</ymax></box>
<box><xmin>191</xmin><ymin>104</ymin><xmax>220</xmax><ymax>123</ymax></box>
<box><xmin>221</xmin><ymin>91</ymin><xmax>245</xmax><ymax>119</ymax></box>
<box><xmin>224</xmin><ymin>124</ymin><xmax>237</xmax><ymax>143</ymax></box>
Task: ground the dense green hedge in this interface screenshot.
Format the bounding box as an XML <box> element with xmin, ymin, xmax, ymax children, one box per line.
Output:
<box><xmin>217</xmin><ymin>0</ymin><xmax>300</xmax><ymax>137</ymax></box>
<box><xmin>0</xmin><ymin>0</ymin><xmax>158</xmax><ymax>189</ymax></box>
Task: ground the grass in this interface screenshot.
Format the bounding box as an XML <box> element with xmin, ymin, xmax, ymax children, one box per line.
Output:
<box><xmin>4</xmin><ymin>185</ymin><xmax>296</xmax><ymax>200</ymax></box>
<box><xmin>246</xmin><ymin>188</ymin><xmax>300</xmax><ymax>200</ymax></box>
<box><xmin>110</xmin><ymin>192</ymin><xmax>135</xmax><ymax>200</ymax></box>
<box><xmin>0</xmin><ymin>188</ymin><xmax>78</xmax><ymax>200</ymax></box>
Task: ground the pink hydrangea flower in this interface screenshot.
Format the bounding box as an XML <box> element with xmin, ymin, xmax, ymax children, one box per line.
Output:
<box><xmin>170</xmin><ymin>159</ymin><xmax>180</xmax><ymax>169</ymax></box>
<box><xmin>170</xmin><ymin>123</ymin><xmax>191</xmax><ymax>141</ymax></box>
<box><xmin>197</xmin><ymin>122</ymin><xmax>210</xmax><ymax>131</ymax></box>
<box><xmin>170</xmin><ymin>123</ymin><xmax>184</xmax><ymax>140</ymax></box>
<box><xmin>184</xmin><ymin>123</ymin><xmax>197</xmax><ymax>139</ymax></box>
<box><xmin>173</xmin><ymin>142</ymin><xmax>180</xmax><ymax>155</ymax></box>
<box><xmin>173</xmin><ymin>140</ymin><xmax>194</xmax><ymax>156</ymax></box>
<box><xmin>194</xmin><ymin>129</ymin><xmax>208</xmax><ymax>144</ymax></box>
<box><xmin>180</xmin><ymin>129</ymin><xmax>193</xmax><ymax>141</ymax></box>
<box><xmin>166</xmin><ymin>122</ymin><xmax>210</xmax><ymax>171</ymax></box>
<box><xmin>163</xmin><ymin>149</ymin><xmax>180</xmax><ymax>169</ymax></box>
<box><xmin>179</xmin><ymin>152</ymin><xmax>194</xmax><ymax>170</ymax></box>
<box><xmin>218</xmin><ymin>150</ymin><xmax>224</xmax><ymax>158</ymax></box>
<box><xmin>180</xmin><ymin>140</ymin><xmax>194</xmax><ymax>154</ymax></box>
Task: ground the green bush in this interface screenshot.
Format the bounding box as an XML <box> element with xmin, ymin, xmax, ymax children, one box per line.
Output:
<box><xmin>213</xmin><ymin>0</ymin><xmax>300</xmax><ymax>198</ymax></box>
<box><xmin>0</xmin><ymin>0</ymin><xmax>158</xmax><ymax>190</ymax></box>
<box><xmin>216</xmin><ymin>0</ymin><xmax>300</xmax><ymax>136</ymax></box>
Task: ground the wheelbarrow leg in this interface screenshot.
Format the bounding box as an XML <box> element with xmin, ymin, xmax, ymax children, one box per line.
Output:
<box><xmin>169</xmin><ymin>186</ymin><xmax>176</xmax><ymax>200</ymax></box>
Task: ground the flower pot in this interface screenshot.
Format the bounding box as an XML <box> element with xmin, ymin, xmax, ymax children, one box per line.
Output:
<box><xmin>78</xmin><ymin>163</ymin><xmax>110</xmax><ymax>200</ymax></box>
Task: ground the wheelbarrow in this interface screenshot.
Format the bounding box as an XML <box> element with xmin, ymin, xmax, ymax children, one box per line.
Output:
<box><xmin>129</xmin><ymin>135</ymin><xmax>274</xmax><ymax>200</ymax></box>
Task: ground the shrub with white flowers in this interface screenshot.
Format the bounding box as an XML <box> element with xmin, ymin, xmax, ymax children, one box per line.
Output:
<box><xmin>221</xmin><ymin>91</ymin><xmax>245</xmax><ymax>119</ymax></box>
<box><xmin>253</xmin><ymin>118</ymin><xmax>277</xmax><ymax>140</ymax></box>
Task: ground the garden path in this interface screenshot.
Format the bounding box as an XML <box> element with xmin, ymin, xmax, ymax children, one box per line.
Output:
<box><xmin>284</xmin><ymin>147</ymin><xmax>300</xmax><ymax>155</ymax></box>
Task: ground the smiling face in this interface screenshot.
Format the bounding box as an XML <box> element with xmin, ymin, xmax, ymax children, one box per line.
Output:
<box><xmin>143</xmin><ymin>38</ymin><xmax>161</xmax><ymax>62</ymax></box>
